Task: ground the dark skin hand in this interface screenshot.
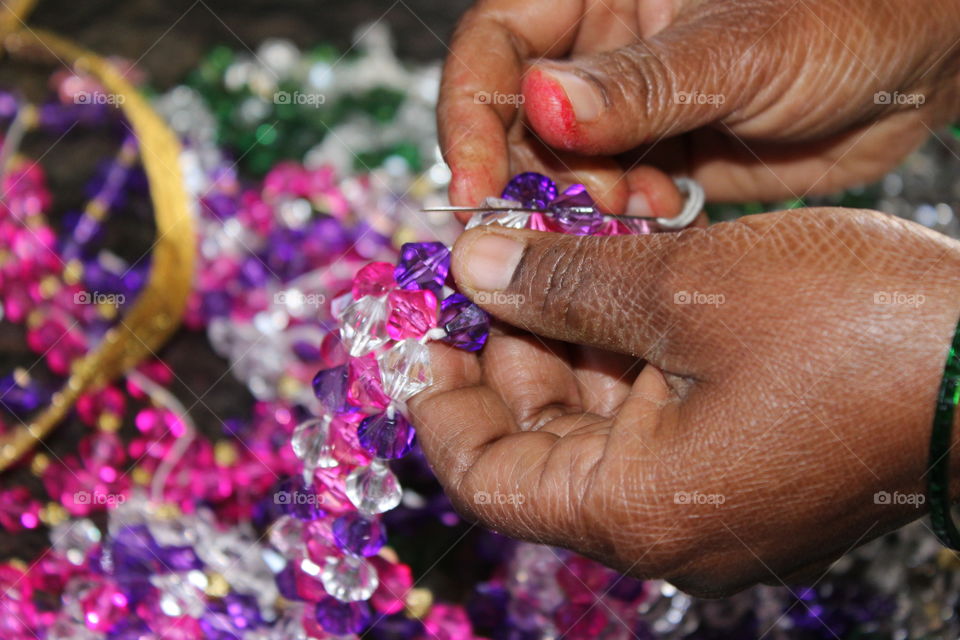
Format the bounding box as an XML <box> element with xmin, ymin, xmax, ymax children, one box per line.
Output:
<box><xmin>420</xmin><ymin>0</ymin><xmax>960</xmax><ymax>596</ymax></box>
<box><xmin>411</xmin><ymin>209</ymin><xmax>960</xmax><ymax>597</ymax></box>
<box><xmin>439</xmin><ymin>0</ymin><xmax>960</xmax><ymax>211</ymax></box>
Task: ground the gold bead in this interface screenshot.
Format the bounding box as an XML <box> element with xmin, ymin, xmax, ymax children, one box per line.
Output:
<box><xmin>97</xmin><ymin>411</ymin><xmax>122</xmax><ymax>432</ymax></box>
<box><xmin>405</xmin><ymin>588</ymin><xmax>433</xmax><ymax>619</ymax></box>
<box><xmin>131</xmin><ymin>466</ymin><xmax>152</xmax><ymax>486</ymax></box>
<box><xmin>205</xmin><ymin>572</ymin><xmax>230</xmax><ymax>597</ymax></box>
<box><xmin>39</xmin><ymin>502</ymin><xmax>68</xmax><ymax>527</ymax></box>
<box><xmin>214</xmin><ymin>440</ymin><xmax>238</xmax><ymax>467</ymax></box>
<box><xmin>30</xmin><ymin>452</ymin><xmax>49</xmax><ymax>475</ymax></box>
<box><xmin>63</xmin><ymin>259</ymin><xmax>84</xmax><ymax>285</ymax></box>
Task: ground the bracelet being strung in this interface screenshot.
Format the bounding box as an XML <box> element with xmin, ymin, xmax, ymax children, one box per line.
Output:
<box><xmin>275</xmin><ymin>170</ymin><xmax>704</xmax><ymax>633</ymax></box>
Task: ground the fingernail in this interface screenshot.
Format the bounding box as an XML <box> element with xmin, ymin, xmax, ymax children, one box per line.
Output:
<box><xmin>626</xmin><ymin>192</ymin><xmax>654</xmax><ymax>217</ymax></box>
<box><xmin>459</xmin><ymin>232</ymin><xmax>524</xmax><ymax>292</ymax></box>
<box><xmin>542</xmin><ymin>69</ymin><xmax>604</xmax><ymax>123</ymax></box>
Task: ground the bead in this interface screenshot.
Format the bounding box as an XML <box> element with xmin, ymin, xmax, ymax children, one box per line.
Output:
<box><xmin>338</xmin><ymin>295</ymin><xmax>390</xmax><ymax>357</ymax></box>
<box><xmin>501</xmin><ymin>172</ymin><xmax>557</xmax><ymax>208</ymax></box>
<box><xmin>320</xmin><ymin>554</ymin><xmax>379</xmax><ymax>602</ymax></box>
<box><xmin>378</xmin><ymin>339</ymin><xmax>432</xmax><ymax>401</ymax></box>
<box><xmin>314</xmin><ymin>596</ymin><xmax>371</xmax><ymax>634</ymax></box>
<box><xmin>332</xmin><ymin>512</ymin><xmax>386</xmax><ymax>557</ymax></box>
<box><xmin>351</xmin><ymin>261</ymin><xmax>396</xmax><ymax>299</ymax></box>
<box><xmin>385</xmin><ymin>288</ymin><xmax>438</xmax><ymax>340</ymax></box>
<box><xmin>357</xmin><ymin>410</ymin><xmax>415</xmax><ymax>460</ymax></box>
<box><xmin>393</xmin><ymin>242</ymin><xmax>450</xmax><ymax>294</ymax></box>
<box><xmin>345</xmin><ymin>461</ymin><xmax>402</xmax><ymax>515</ymax></box>
<box><xmin>439</xmin><ymin>293</ymin><xmax>489</xmax><ymax>352</ymax></box>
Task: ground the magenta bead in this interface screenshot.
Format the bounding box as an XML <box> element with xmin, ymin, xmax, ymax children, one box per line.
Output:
<box><xmin>351</xmin><ymin>261</ymin><xmax>396</xmax><ymax>299</ymax></box>
<box><xmin>385</xmin><ymin>289</ymin><xmax>438</xmax><ymax>340</ymax></box>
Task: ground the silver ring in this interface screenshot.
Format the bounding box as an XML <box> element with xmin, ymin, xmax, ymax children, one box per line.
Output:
<box><xmin>656</xmin><ymin>177</ymin><xmax>704</xmax><ymax>229</ymax></box>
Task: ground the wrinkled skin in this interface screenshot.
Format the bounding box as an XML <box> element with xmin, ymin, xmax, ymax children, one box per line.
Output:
<box><xmin>411</xmin><ymin>210</ymin><xmax>960</xmax><ymax>597</ymax></box>
<box><xmin>421</xmin><ymin>0</ymin><xmax>960</xmax><ymax>598</ymax></box>
<box><xmin>439</xmin><ymin>0</ymin><xmax>960</xmax><ymax>210</ymax></box>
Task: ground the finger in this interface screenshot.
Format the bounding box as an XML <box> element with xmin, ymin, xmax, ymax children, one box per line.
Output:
<box><xmin>409</xmin><ymin>344</ymin><xmax>605</xmax><ymax>545</ymax></box>
<box><xmin>438</xmin><ymin>0</ymin><xmax>582</xmax><ymax>205</ymax></box>
<box><xmin>518</xmin><ymin>5</ymin><xmax>772</xmax><ymax>155</ymax></box>
<box><xmin>449</xmin><ymin>226</ymin><xmax>706</xmax><ymax>368</ymax></box>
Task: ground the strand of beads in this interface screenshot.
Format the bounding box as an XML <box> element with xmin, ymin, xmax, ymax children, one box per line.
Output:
<box><xmin>276</xmin><ymin>170</ymin><xmax>693</xmax><ymax>636</ymax></box>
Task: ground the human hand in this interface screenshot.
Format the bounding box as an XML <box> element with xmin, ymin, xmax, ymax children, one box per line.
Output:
<box><xmin>409</xmin><ymin>208</ymin><xmax>960</xmax><ymax>596</ymax></box>
<box><xmin>439</xmin><ymin>0</ymin><xmax>960</xmax><ymax>211</ymax></box>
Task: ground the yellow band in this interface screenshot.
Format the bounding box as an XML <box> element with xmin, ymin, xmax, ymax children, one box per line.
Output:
<box><xmin>0</xmin><ymin>18</ymin><xmax>196</xmax><ymax>470</ymax></box>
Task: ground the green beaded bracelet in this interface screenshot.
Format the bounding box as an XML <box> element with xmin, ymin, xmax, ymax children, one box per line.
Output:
<box><xmin>929</xmin><ymin>321</ymin><xmax>960</xmax><ymax>548</ymax></box>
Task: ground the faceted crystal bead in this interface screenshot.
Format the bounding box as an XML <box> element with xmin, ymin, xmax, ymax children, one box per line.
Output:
<box><xmin>345</xmin><ymin>461</ymin><xmax>402</xmax><ymax>515</ymax></box>
<box><xmin>332</xmin><ymin>512</ymin><xmax>386</xmax><ymax>557</ymax></box>
<box><xmin>385</xmin><ymin>289</ymin><xmax>438</xmax><ymax>340</ymax></box>
<box><xmin>501</xmin><ymin>172</ymin><xmax>557</xmax><ymax>208</ymax></box>
<box><xmin>292</xmin><ymin>417</ymin><xmax>338</xmax><ymax>471</ymax></box>
<box><xmin>351</xmin><ymin>261</ymin><xmax>396</xmax><ymax>299</ymax></box>
<box><xmin>311</xmin><ymin>366</ymin><xmax>352</xmax><ymax>415</ymax></box>
<box><xmin>370</xmin><ymin>556</ymin><xmax>413</xmax><ymax>615</ymax></box>
<box><xmin>620</xmin><ymin>216</ymin><xmax>656</xmax><ymax>234</ymax></box>
<box><xmin>465</xmin><ymin>198</ymin><xmax>530</xmax><ymax>230</ymax></box>
<box><xmin>320</xmin><ymin>554</ymin><xmax>379</xmax><ymax>602</ymax></box>
<box><xmin>377</xmin><ymin>339</ymin><xmax>432</xmax><ymax>402</ymax></box>
<box><xmin>357</xmin><ymin>410</ymin><xmax>415</xmax><ymax>460</ymax></box>
<box><xmin>439</xmin><ymin>293</ymin><xmax>490</xmax><ymax>352</ymax></box>
<box><xmin>393</xmin><ymin>242</ymin><xmax>450</xmax><ymax>294</ymax></box>
<box><xmin>346</xmin><ymin>355</ymin><xmax>390</xmax><ymax>410</ymax></box>
<box><xmin>315</xmin><ymin>596</ymin><xmax>371</xmax><ymax>635</ymax></box>
<box><xmin>549</xmin><ymin>185</ymin><xmax>603</xmax><ymax>235</ymax></box>
<box><xmin>338</xmin><ymin>295</ymin><xmax>389</xmax><ymax>357</ymax></box>
<box><xmin>151</xmin><ymin>573</ymin><xmax>206</xmax><ymax>618</ymax></box>
<box><xmin>269</xmin><ymin>515</ymin><xmax>306</xmax><ymax>559</ymax></box>
<box><xmin>51</xmin><ymin>518</ymin><xmax>101</xmax><ymax>565</ymax></box>
<box><xmin>276</xmin><ymin>476</ymin><xmax>325</xmax><ymax>521</ymax></box>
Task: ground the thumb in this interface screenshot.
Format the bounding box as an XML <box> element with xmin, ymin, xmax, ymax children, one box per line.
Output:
<box><xmin>450</xmin><ymin>226</ymin><xmax>701</xmax><ymax>364</ymax></box>
<box><xmin>519</xmin><ymin>8</ymin><xmax>772</xmax><ymax>154</ymax></box>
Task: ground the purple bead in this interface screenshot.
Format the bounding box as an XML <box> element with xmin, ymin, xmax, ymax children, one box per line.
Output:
<box><xmin>501</xmin><ymin>172</ymin><xmax>557</xmax><ymax>208</ymax></box>
<box><xmin>276</xmin><ymin>476</ymin><xmax>325</xmax><ymax>521</ymax></box>
<box><xmin>315</xmin><ymin>596</ymin><xmax>371</xmax><ymax>635</ymax></box>
<box><xmin>393</xmin><ymin>242</ymin><xmax>450</xmax><ymax>294</ymax></box>
<box><xmin>223</xmin><ymin>592</ymin><xmax>263</xmax><ymax>630</ymax></box>
<box><xmin>275</xmin><ymin>564</ymin><xmax>300</xmax><ymax>600</ymax></box>
<box><xmin>0</xmin><ymin>91</ymin><xmax>18</xmax><ymax>120</ymax></box>
<box><xmin>439</xmin><ymin>293</ymin><xmax>490</xmax><ymax>352</ymax></box>
<box><xmin>0</xmin><ymin>374</ymin><xmax>47</xmax><ymax>416</ymax></box>
<box><xmin>156</xmin><ymin>545</ymin><xmax>203</xmax><ymax>571</ymax></box>
<box><xmin>202</xmin><ymin>193</ymin><xmax>237</xmax><ymax>219</ymax></box>
<box><xmin>549</xmin><ymin>185</ymin><xmax>603</xmax><ymax>235</ymax></box>
<box><xmin>357</xmin><ymin>411</ymin><xmax>415</xmax><ymax>459</ymax></box>
<box><xmin>312</xmin><ymin>364</ymin><xmax>353</xmax><ymax>415</ymax></box>
<box><xmin>332</xmin><ymin>512</ymin><xmax>386</xmax><ymax>557</ymax></box>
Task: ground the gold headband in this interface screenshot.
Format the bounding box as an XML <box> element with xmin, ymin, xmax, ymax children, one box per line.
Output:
<box><xmin>0</xmin><ymin>0</ymin><xmax>196</xmax><ymax>470</ymax></box>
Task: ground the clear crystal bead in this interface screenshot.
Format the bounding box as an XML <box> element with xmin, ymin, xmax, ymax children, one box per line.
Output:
<box><xmin>51</xmin><ymin>518</ymin><xmax>101</xmax><ymax>566</ymax></box>
<box><xmin>339</xmin><ymin>296</ymin><xmax>389</xmax><ymax>357</ymax></box>
<box><xmin>151</xmin><ymin>573</ymin><xmax>206</xmax><ymax>618</ymax></box>
<box><xmin>345</xmin><ymin>461</ymin><xmax>402</xmax><ymax>515</ymax></box>
<box><xmin>269</xmin><ymin>514</ymin><xmax>306</xmax><ymax>559</ymax></box>
<box><xmin>321</xmin><ymin>554</ymin><xmax>379</xmax><ymax>602</ymax></box>
<box><xmin>292</xmin><ymin>416</ymin><xmax>338</xmax><ymax>473</ymax></box>
<box><xmin>378</xmin><ymin>339</ymin><xmax>432</xmax><ymax>401</ymax></box>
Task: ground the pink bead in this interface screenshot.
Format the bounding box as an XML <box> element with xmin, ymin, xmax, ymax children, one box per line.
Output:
<box><xmin>528</xmin><ymin>212</ymin><xmax>550</xmax><ymax>232</ymax></box>
<box><xmin>351</xmin><ymin>261</ymin><xmax>396</xmax><ymax>299</ymax></box>
<box><xmin>370</xmin><ymin>556</ymin><xmax>412</xmax><ymax>614</ymax></box>
<box><xmin>0</xmin><ymin>487</ymin><xmax>41</xmax><ymax>531</ymax></box>
<box><xmin>423</xmin><ymin>603</ymin><xmax>474</xmax><ymax>640</ymax></box>
<box><xmin>347</xmin><ymin>354</ymin><xmax>390</xmax><ymax>410</ymax></box>
<box><xmin>319</xmin><ymin>331</ymin><xmax>348</xmax><ymax>367</ymax></box>
<box><xmin>79</xmin><ymin>581</ymin><xmax>129</xmax><ymax>632</ymax></box>
<box><xmin>386</xmin><ymin>289</ymin><xmax>438</xmax><ymax>340</ymax></box>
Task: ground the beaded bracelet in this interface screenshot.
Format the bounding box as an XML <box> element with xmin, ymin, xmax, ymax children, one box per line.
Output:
<box><xmin>929</xmin><ymin>319</ymin><xmax>960</xmax><ymax>548</ymax></box>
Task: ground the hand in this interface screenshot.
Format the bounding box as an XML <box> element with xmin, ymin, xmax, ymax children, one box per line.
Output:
<box><xmin>439</xmin><ymin>0</ymin><xmax>960</xmax><ymax>210</ymax></box>
<box><xmin>409</xmin><ymin>208</ymin><xmax>960</xmax><ymax>596</ymax></box>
